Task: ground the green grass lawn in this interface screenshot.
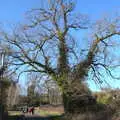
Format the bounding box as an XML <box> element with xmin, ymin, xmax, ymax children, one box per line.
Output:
<box><xmin>8</xmin><ymin>111</ymin><xmax>22</xmax><ymax>116</ymax></box>
<box><xmin>37</xmin><ymin>109</ymin><xmax>62</xmax><ymax>116</ymax></box>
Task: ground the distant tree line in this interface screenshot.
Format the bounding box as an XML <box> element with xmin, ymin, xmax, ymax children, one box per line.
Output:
<box><xmin>19</xmin><ymin>79</ymin><xmax>63</xmax><ymax>106</ymax></box>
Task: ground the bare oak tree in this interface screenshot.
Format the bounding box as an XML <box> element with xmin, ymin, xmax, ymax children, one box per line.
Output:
<box><xmin>2</xmin><ymin>0</ymin><xmax>120</xmax><ymax>113</ymax></box>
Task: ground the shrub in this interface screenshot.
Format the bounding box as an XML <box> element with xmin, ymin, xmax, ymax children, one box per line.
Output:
<box><xmin>94</xmin><ymin>89</ymin><xmax>120</xmax><ymax>115</ymax></box>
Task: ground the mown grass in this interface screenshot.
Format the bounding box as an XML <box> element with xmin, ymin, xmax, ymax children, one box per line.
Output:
<box><xmin>38</xmin><ymin>109</ymin><xmax>62</xmax><ymax>116</ymax></box>
<box><xmin>8</xmin><ymin>108</ymin><xmax>63</xmax><ymax>116</ymax></box>
<box><xmin>8</xmin><ymin>111</ymin><xmax>22</xmax><ymax>116</ymax></box>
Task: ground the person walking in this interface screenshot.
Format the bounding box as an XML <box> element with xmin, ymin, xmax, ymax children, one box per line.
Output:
<box><xmin>31</xmin><ymin>106</ymin><xmax>35</xmax><ymax>115</ymax></box>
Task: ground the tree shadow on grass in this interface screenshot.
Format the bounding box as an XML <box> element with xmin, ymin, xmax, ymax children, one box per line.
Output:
<box><xmin>8</xmin><ymin>115</ymin><xmax>63</xmax><ymax>120</ymax></box>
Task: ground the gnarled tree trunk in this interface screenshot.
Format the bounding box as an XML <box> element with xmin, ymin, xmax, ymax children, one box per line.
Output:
<box><xmin>62</xmin><ymin>81</ymin><xmax>96</xmax><ymax>113</ymax></box>
<box><xmin>55</xmin><ymin>65</ymin><xmax>96</xmax><ymax>113</ymax></box>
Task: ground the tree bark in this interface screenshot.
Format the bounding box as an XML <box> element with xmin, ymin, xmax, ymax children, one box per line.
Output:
<box><xmin>58</xmin><ymin>77</ymin><xmax>96</xmax><ymax>113</ymax></box>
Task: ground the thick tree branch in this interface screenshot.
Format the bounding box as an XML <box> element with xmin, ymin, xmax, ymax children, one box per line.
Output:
<box><xmin>88</xmin><ymin>32</ymin><xmax>120</xmax><ymax>60</ymax></box>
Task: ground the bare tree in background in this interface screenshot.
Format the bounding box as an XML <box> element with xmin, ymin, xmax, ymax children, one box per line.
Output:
<box><xmin>7</xmin><ymin>81</ymin><xmax>20</xmax><ymax>107</ymax></box>
<box><xmin>2</xmin><ymin>0</ymin><xmax>120</xmax><ymax>114</ymax></box>
<box><xmin>43</xmin><ymin>79</ymin><xmax>62</xmax><ymax>105</ymax></box>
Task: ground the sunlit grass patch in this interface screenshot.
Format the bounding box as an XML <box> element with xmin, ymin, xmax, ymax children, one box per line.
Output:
<box><xmin>8</xmin><ymin>111</ymin><xmax>22</xmax><ymax>116</ymax></box>
<box><xmin>37</xmin><ymin>109</ymin><xmax>62</xmax><ymax>116</ymax></box>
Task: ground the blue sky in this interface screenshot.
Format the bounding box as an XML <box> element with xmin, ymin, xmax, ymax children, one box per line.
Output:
<box><xmin>77</xmin><ymin>0</ymin><xmax>119</xmax><ymax>16</ymax></box>
<box><xmin>0</xmin><ymin>0</ymin><xmax>40</xmax><ymax>23</ymax></box>
<box><xmin>0</xmin><ymin>0</ymin><xmax>120</xmax><ymax>91</ymax></box>
<box><xmin>0</xmin><ymin>0</ymin><xmax>119</xmax><ymax>24</ymax></box>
